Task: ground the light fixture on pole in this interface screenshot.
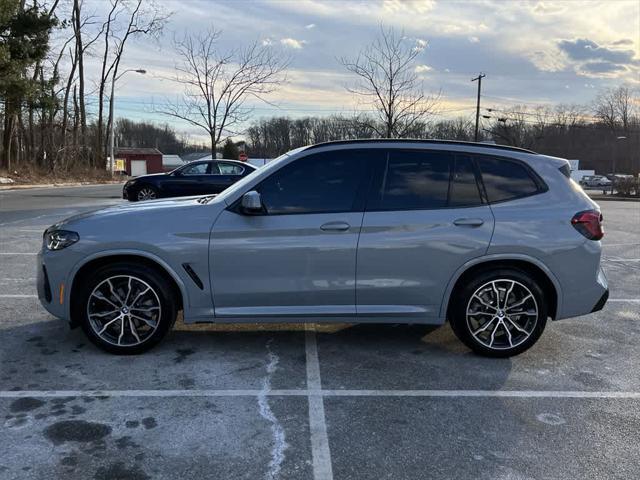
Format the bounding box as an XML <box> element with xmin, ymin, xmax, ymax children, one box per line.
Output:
<box><xmin>108</xmin><ymin>69</ymin><xmax>147</xmax><ymax>175</ymax></box>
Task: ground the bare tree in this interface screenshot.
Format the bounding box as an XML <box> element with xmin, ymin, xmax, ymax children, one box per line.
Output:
<box><xmin>157</xmin><ymin>27</ymin><xmax>288</xmax><ymax>153</ymax></box>
<box><xmin>96</xmin><ymin>0</ymin><xmax>168</xmax><ymax>166</ymax></box>
<box><xmin>340</xmin><ymin>26</ymin><xmax>439</xmax><ymax>138</ymax></box>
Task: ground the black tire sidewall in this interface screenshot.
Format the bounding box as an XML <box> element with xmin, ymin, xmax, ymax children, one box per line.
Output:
<box><xmin>450</xmin><ymin>268</ymin><xmax>548</xmax><ymax>358</ymax></box>
<box><xmin>75</xmin><ymin>262</ymin><xmax>177</xmax><ymax>355</ymax></box>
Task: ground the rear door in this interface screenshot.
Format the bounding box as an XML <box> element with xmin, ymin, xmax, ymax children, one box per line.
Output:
<box><xmin>202</xmin><ymin>162</ymin><xmax>246</xmax><ymax>194</ymax></box>
<box><xmin>356</xmin><ymin>150</ymin><xmax>494</xmax><ymax>320</ymax></box>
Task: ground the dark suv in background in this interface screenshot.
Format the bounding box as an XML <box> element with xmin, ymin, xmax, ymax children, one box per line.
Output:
<box><xmin>123</xmin><ymin>159</ymin><xmax>256</xmax><ymax>201</ymax></box>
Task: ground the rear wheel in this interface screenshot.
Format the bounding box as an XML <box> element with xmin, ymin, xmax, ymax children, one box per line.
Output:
<box><xmin>136</xmin><ymin>185</ymin><xmax>158</xmax><ymax>201</ymax></box>
<box><xmin>450</xmin><ymin>269</ymin><xmax>547</xmax><ymax>357</ymax></box>
<box><xmin>75</xmin><ymin>262</ymin><xmax>177</xmax><ymax>354</ymax></box>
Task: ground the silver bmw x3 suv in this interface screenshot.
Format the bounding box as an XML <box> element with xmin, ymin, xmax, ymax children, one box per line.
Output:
<box><xmin>37</xmin><ymin>140</ymin><xmax>608</xmax><ymax>357</ymax></box>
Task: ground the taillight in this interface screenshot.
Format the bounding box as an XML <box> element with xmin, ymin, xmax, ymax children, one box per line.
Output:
<box><xmin>571</xmin><ymin>210</ymin><xmax>604</xmax><ymax>240</ymax></box>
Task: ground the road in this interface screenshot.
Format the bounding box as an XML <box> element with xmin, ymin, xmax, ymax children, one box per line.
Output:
<box><xmin>1</xmin><ymin>184</ymin><xmax>639</xmax><ymax>480</ymax></box>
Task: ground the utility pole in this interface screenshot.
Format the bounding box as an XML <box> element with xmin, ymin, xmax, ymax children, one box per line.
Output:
<box><xmin>472</xmin><ymin>73</ymin><xmax>486</xmax><ymax>142</ymax></box>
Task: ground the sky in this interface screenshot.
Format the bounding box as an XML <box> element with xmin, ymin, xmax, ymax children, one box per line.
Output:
<box><xmin>73</xmin><ymin>0</ymin><xmax>640</xmax><ymax>142</ymax></box>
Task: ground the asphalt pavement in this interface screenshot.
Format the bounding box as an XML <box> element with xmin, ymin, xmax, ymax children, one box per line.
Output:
<box><xmin>0</xmin><ymin>184</ymin><xmax>639</xmax><ymax>480</ymax></box>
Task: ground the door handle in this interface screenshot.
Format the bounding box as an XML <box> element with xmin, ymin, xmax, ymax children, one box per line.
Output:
<box><xmin>320</xmin><ymin>221</ymin><xmax>351</xmax><ymax>232</ymax></box>
<box><xmin>453</xmin><ymin>218</ymin><xmax>484</xmax><ymax>227</ymax></box>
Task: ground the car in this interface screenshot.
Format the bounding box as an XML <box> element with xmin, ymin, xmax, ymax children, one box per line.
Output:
<box><xmin>122</xmin><ymin>159</ymin><xmax>257</xmax><ymax>201</ymax></box>
<box><xmin>38</xmin><ymin>140</ymin><xmax>608</xmax><ymax>357</ymax></box>
<box><xmin>579</xmin><ymin>175</ymin><xmax>612</xmax><ymax>188</ymax></box>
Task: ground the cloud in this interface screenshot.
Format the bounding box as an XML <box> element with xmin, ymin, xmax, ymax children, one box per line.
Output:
<box><xmin>580</xmin><ymin>62</ymin><xmax>628</xmax><ymax>75</ymax></box>
<box><xmin>556</xmin><ymin>37</ymin><xmax>638</xmax><ymax>78</ymax></box>
<box><xmin>468</xmin><ymin>36</ymin><xmax>479</xmax><ymax>43</ymax></box>
<box><xmin>305</xmin><ymin>23</ymin><xmax>316</xmax><ymax>29</ymax></box>
<box><xmin>531</xmin><ymin>1</ymin><xmax>567</xmax><ymax>15</ymax></box>
<box><xmin>611</xmin><ymin>39</ymin><xmax>633</xmax><ymax>46</ymax></box>
<box><xmin>557</xmin><ymin>38</ymin><xmax>636</xmax><ymax>64</ymax></box>
<box><xmin>413</xmin><ymin>38</ymin><xmax>428</xmax><ymax>52</ymax></box>
<box><xmin>262</xmin><ymin>38</ymin><xmax>273</xmax><ymax>46</ymax></box>
<box><xmin>414</xmin><ymin>64</ymin><xmax>432</xmax><ymax>73</ymax></box>
<box><xmin>280</xmin><ymin>38</ymin><xmax>306</xmax><ymax>49</ymax></box>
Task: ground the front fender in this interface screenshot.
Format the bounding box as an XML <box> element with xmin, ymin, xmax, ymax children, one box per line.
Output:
<box><xmin>64</xmin><ymin>248</ymin><xmax>191</xmax><ymax>323</ymax></box>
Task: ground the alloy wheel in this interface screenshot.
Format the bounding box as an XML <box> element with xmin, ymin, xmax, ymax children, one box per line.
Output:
<box><xmin>466</xmin><ymin>279</ymin><xmax>538</xmax><ymax>350</ymax></box>
<box><xmin>137</xmin><ymin>187</ymin><xmax>157</xmax><ymax>201</ymax></box>
<box><xmin>86</xmin><ymin>275</ymin><xmax>161</xmax><ymax>347</ymax></box>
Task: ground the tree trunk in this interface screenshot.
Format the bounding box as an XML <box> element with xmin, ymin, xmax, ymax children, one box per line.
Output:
<box><xmin>73</xmin><ymin>0</ymin><xmax>87</xmax><ymax>151</ymax></box>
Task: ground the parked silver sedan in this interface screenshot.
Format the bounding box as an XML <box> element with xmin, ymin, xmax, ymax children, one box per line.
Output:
<box><xmin>38</xmin><ymin>140</ymin><xmax>608</xmax><ymax>357</ymax></box>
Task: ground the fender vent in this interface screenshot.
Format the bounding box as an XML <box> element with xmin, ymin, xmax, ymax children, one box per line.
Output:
<box><xmin>182</xmin><ymin>263</ymin><xmax>204</xmax><ymax>290</ymax></box>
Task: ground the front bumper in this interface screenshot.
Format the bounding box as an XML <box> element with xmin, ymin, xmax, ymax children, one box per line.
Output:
<box><xmin>37</xmin><ymin>250</ymin><xmax>71</xmax><ymax>322</ymax></box>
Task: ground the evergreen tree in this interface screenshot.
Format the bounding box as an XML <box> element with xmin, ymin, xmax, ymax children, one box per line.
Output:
<box><xmin>0</xmin><ymin>0</ymin><xmax>57</xmax><ymax>169</ymax></box>
<box><xmin>221</xmin><ymin>138</ymin><xmax>239</xmax><ymax>160</ymax></box>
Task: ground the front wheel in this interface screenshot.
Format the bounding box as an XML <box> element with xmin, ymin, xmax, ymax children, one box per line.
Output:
<box><xmin>74</xmin><ymin>262</ymin><xmax>177</xmax><ymax>354</ymax></box>
<box><xmin>449</xmin><ymin>269</ymin><xmax>547</xmax><ymax>358</ymax></box>
<box><xmin>136</xmin><ymin>185</ymin><xmax>159</xmax><ymax>201</ymax></box>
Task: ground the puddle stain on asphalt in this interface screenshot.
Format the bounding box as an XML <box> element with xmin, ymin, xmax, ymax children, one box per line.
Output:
<box><xmin>43</xmin><ymin>420</ymin><xmax>112</xmax><ymax>445</ymax></box>
<box><xmin>173</xmin><ymin>348</ymin><xmax>196</xmax><ymax>364</ymax></box>
<box><xmin>9</xmin><ymin>397</ymin><xmax>45</xmax><ymax>412</ymax></box>
<box><xmin>258</xmin><ymin>338</ymin><xmax>288</xmax><ymax>480</ymax></box>
<box><xmin>94</xmin><ymin>461</ymin><xmax>150</xmax><ymax>480</ymax></box>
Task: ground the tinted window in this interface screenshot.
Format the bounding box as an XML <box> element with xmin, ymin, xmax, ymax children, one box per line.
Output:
<box><xmin>477</xmin><ymin>157</ymin><xmax>540</xmax><ymax>202</ymax></box>
<box><xmin>219</xmin><ymin>163</ymin><xmax>244</xmax><ymax>175</ymax></box>
<box><xmin>449</xmin><ymin>155</ymin><xmax>483</xmax><ymax>207</ymax></box>
<box><xmin>182</xmin><ymin>163</ymin><xmax>208</xmax><ymax>175</ymax></box>
<box><xmin>257</xmin><ymin>151</ymin><xmax>366</xmax><ymax>214</ymax></box>
<box><xmin>373</xmin><ymin>150</ymin><xmax>451</xmax><ymax>210</ymax></box>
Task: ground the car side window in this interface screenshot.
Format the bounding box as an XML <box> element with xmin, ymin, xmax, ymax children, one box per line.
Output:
<box><xmin>218</xmin><ymin>163</ymin><xmax>244</xmax><ymax>175</ymax></box>
<box><xmin>370</xmin><ymin>150</ymin><xmax>451</xmax><ymax>211</ymax></box>
<box><xmin>476</xmin><ymin>156</ymin><xmax>541</xmax><ymax>203</ymax></box>
<box><xmin>449</xmin><ymin>155</ymin><xmax>483</xmax><ymax>207</ymax></box>
<box><xmin>182</xmin><ymin>163</ymin><xmax>209</xmax><ymax>175</ymax></box>
<box><xmin>256</xmin><ymin>150</ymin><xmax>366</xmax><ymax>215</ymax></box>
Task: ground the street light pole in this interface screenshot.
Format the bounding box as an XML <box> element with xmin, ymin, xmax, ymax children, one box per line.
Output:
<box><xmin>611</xmin><ymin>135</ymin><xmax>627</xmax><ymax>195</ymax></box>
<box><xmin>108</xmin><ymin>68</ymin><xmax>146</xmax><ymax>175</ymax></box>
<box><xmin>472</xmin><ymin>73</ymin><xmax>486</xmax><ymax>142</ymax></box>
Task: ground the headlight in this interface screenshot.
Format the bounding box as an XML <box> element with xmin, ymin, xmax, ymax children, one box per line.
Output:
<box><xmin>44</xmin><ymin>230</ymin><xmax>79</xmax><ymax>251</ymax></box>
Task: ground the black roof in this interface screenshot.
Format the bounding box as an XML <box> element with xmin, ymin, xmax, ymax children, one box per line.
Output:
<box><xmin>305</xmin><ymin>139</ymin><xmax>537</xmax><ymax>154</ymax></box>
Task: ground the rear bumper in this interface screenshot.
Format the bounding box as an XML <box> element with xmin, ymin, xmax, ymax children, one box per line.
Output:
<box><xmin>591</xmin><ymin>289</ymin><xmax>609</xmax><ymax>313</ymax></box>
<box><xmin>555</xmin><ymin>266</ymin><xmax>608</xmax><ymax>320</ymax></box>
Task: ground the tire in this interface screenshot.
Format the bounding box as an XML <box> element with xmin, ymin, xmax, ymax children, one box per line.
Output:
<box><xmin>449</xmin><ymin>268</ymin><xmax>547</xmax><ymax>358</ymax></box>
<box><xmin>74</xmin><ymin>262</ymin><xmax>177</xmax><ymax>355</ymax></box>
<box><xmin>135</xmin><ymin>185</ymin><xmax>159</xmax><ymax>201</ymax></box>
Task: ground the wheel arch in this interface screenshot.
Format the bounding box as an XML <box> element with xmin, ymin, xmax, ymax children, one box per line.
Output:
<box><xmin>68</xmin><ymin>251</ymin><xmax>186</xmax><ymax>327</ymax></box>
<box><xmin>441</xmin><ymin>255</ymin><xmax>561</xmax><ymax>322</ymax></box>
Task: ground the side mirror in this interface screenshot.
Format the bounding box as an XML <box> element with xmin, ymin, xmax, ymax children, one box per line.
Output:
<box><xmin>172</xmin><ymin>169</ymin><xmax>183</xmax><ymax>176</ymax></box>
<box><xmin>241</xmin><ymin>191</ymin><xmax>263</xmax><ymax>214</ymax></box>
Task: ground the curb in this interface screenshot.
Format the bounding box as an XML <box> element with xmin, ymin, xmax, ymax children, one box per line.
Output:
<box><xmin>0</xmin><ymin>181</ymin><xmax>123</xmax><ymax>191</ymax></box>
<box><xmin>588</xmin><ymin>194</ymin><xmax>640</xmax><ymax>203</ymax></box>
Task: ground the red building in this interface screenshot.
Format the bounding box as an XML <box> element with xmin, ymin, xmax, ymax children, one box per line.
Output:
<box><xmin>115</xmin><ymin>147</ymin><xmax>163</xmax><ymax>176</ymax></box>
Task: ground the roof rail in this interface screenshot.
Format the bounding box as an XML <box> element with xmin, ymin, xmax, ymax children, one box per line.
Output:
<box><xmin>304</xmin><ymin>138</ymin><xmax>538</xmax><ymax>154</ymax></box>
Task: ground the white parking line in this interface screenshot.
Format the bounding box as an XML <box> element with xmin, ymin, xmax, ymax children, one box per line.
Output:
<box><xmin>1</xmin><ymin>389</ymin><xmax>640</xmax><ymax>399</ymax></box>
<box><xmin>0</xmin><ymin>294</ymin><xmax>38</xmax><ymax>298</ymax></box>
<box><xmin>0</xmin><ymin>252</ymin><xmax>36</xmax><ymax>255</ymax></box>
<box><xmin>305</xmin><ymin>327</ymin><xmax>334</xmax><ymax>480</ymax></box>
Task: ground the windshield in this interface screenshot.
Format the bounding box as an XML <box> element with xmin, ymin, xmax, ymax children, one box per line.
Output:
<box><xmin>205</xmin><ymin>146</ymin><xmax>308</xmax><ymax>203</ymax></box>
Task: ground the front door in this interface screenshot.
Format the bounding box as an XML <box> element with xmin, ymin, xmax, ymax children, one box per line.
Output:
<box><xmin>356</xmin><ymin>150</ymin><xmax>495</xmax><ymax>320</ymax></box>
<box><xmin>209</xmin><ymin>149</ymin><xmax>378</xmax><ymax>319</ymax></box>
<box><xmin>165</xmin><ymin>161</ymin><xmax>210</xmax><ymax>197</ymax></box>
